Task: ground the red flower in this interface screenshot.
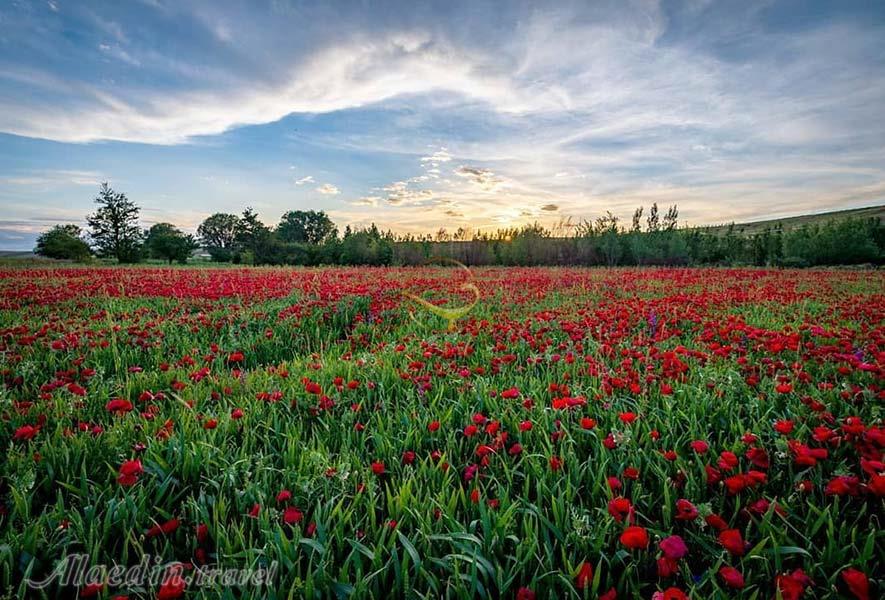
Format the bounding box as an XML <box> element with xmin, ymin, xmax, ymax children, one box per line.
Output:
<box><xmin>620</xmin><ymin>526</ymin><xmax>649</xmax><ymax>550</ymax></box>
<box><xmin>117</xmin><ymin>459</ymin><xmax>144</xmax><ymax>486</ymax></box>
<box><xmin>826</xmin><ymin>475</ymin><xmax>860</xmax><ymax>496</ymax></box>
<box><xmin>841</xmin><ymin>568</ymin><xmax>869</xmax><ymax>600</ymax></box>
<box><xmin>106</xmin><ymin>398</ymin><xmax>134</xmax><ymax>414</ymax></box>
<box><xmin>157</xmin><ymin>570</ymin><xmax>186</xmax><ymax>600</ymax></box>
<box><xmin>657</xmin><ymin>556</ymin><xmax>678</xmax><ymax>578</ymax></box>
<box><xmin>718</xmin><ymin>566</ymin><xmax>744</xmax><ymax>589</ymax></box>
<box><xmin>674</xmin><ymin>499</ymin><xmax>698</xmax><ymax>521</ymax></box>
<box><xmin>575</xmin><ymin>561</ymin><xmax>593</xmax><ymax>589</ymax></box>
<box><xmin>231</xmin><ymin>408</ymin><xmax>244</xmax><ymax>419</ymax></box>
<box><xmin>145</xmin><ymin>518</ymin><xmax>180</xmax><ymax>538</ymax></box>
<box><xmin>718</xmin><ymin>529</ymin><xmax>745</xmax><ymax>556</ymax></box>
<box><xmin>428</xmin><ymin>420</ymin><xmax>440</xmax><ymax>432</ymax></box>
<box><xmin>80</xmin><ymin>582</ymin><xmax>105</xmax><ymax>598</ymax></box>
<box><xmin>776</xmin><ymin>568</ymin><xmax>812</xmax><ymax>600</ymax></box>
<box><xmin>195</xmin><ymin>523</ymin><xmax>209</xmax><ymax>544</ymax></box>
<box><xmin>283</xmin><ymin>506</ymin><xmax>303</xmax><ymax>525</ymax></box>
<box><xmin>608</xmin><ymin>497</ymin><xmax>633</xmax><ymax>523</ymax></box>
<box><xmin>276</xmin><ymin>489</ymin><xmax>292</xmax><ymax>504</ymax></box>
<box><xmin>371</xmin><ymin>461</ymin><xmax>385</xmax><ymax>475</ymax></box>
<box><xmin>689</xmin><ymin>440</ymin><xmax>708</xmax><ymax>454</ymax></box>
<box><xmin>580</xmin><ymin>417</ymin><xmax>597</xmax><ymax>430</ymax></box>
<box><xmin>775</xmin><ymin>382</ymin><xmax>793</xmax><ymax>394</ymax></box>
<box><xmin>13</xmin><ymin>425</ymin><xmax>38</xmax><ymax>442</ymax></box>
<box><xmin>618</xmin><ymin>412</ymin><xmax>637</xmax><ymax>424</ymax></box>
<box><xmin>227</xmin><ymin>351</ymin><xmax>244</xmax><ymax>363</ymax></box>
<box><xmin>516</xmin><ymin>588</ymin><xmax>536</xmax><ymax>600</ymax></box>
<box><xmin>773</xmin><ymin>419</ymin><xmax>794</xmax><ymax>434</ymax></box>
<box><xmin>659</xmin><ymin>535</ymin><xmax>688</xmax><ymax>560</ymax></box>
<box><xmin>653</xmin><ymin>588</ymin><xmax>688</xmax><ymax>600</ymax></box>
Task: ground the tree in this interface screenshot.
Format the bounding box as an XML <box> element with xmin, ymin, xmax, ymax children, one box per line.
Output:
<box><xmin>87</xmin><ymin>183</ymin><xmax>143</xmax><ymax>262</ymax></box>
<box><xmin>34</xmin><ymin>224</ymin><xmax>92</xmax><ymax>261</ymax></box>
<box><xmin>235</xmin><ymin>207</ymin><xmax>272</xmax><ymax>264</ymax></box>
<box><xmin>663</xmin><ymin>205</ymin><xmax>679</xmax><ymax>231</ymax></box>
<box><xmin>277</xmin><ymin>210</ymin><xmax>337</xmax><ymax>244</ymax></box>
<box><xmin>144</xmin><ymin>223</ymin><xmax>198</xmax><ymax>264</ymax></box>
<box><xmin>197</xmin><ymin>213</ymin><xmax>240</xmax><ymax>262</ymax></box>
<box><xmin>646</xmin><ymin>203</ymin><xmax>660</xmax><ymax>233</ymax></box>
<box><xmin>631</xmin><ymin>207</ymin><xmax>643</xmax><ymax>232</ymax></box>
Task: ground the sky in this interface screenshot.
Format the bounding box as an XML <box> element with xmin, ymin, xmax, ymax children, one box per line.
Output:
<box><xmin>1</xmin><ymin>0</ymin><xmax>884</xmax><ymax>250</ymax></box>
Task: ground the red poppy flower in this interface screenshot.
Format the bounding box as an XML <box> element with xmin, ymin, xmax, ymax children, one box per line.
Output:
<box><xmin>718</xmin><ymin>529</ymin><xmax>745</xmax><ymax>556</ymax></box>
<box><xmin>620</xmin><ymin>526</ymin><xmax>649</xmax><ymax>550</ymax></box>
<box><xmin>516</xmin><ymin>587</ymin><xmax>536</xmax><ymax>600</ymax></box>
<box><xmin>841</xmin><ymin>568</ymin><xmax>869</xmax><ymax>600</ymax></box>
<box><xmin>674</xmin><ymin>499</ymin><xmax>698</xmax><ymax>521</ymax></box>
<box><xmin>283</xmin><ymin>506</ymin><xmax>303</xmax><ymax>525</ymax></box>
<box><xmin>773</xmin><ymin>419</ymin><xmax>794</xmax><ymax>434</ymax></box>
<box><xmin>657</xmin><ymin>556</ymin><xmax>678</xmax><ymax>578</ymax></box>
<box><xmin>13</xmin><ymin>425</ymin><xmax>38</xmax><ymax>442</ymax></box>
<box><xmin>371</xmin><ymin>461</ymin><xmax>385</xmax><ymax>475</ymax></box>
<box><xmin>157</xmin><ymin>571</ymin><xmax>186</xmax><ymax>600</ymax></box>
<box><xmin>145</xmin><ymin>518</ymin><xmax>180</xmax><ymax>538</ymax></box>
<box><xmin>718</xmin><ymin>566</ymin><xmax>744</xmax><ymax>589</ymax></box>
<box><xmin>659</xmin><ymin>535</ymin><xmax>688</xmax><ymax>560</ymax></box>
<box><xmin>689</xmin><ymin>440</ymin><xmax>708</xmax><ymax>454</ymax></box>
<box><xmin>117</xmin><ymin>459</ymin><xmax>144</xmax><ymax>486</ymax></box>
<box><xmin>575</xmin><ymin>561</ymin><xmax>593</xmax><ymax>589</ymax></box>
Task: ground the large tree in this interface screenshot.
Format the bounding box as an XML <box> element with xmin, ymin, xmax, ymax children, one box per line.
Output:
<box><xmin>197</xmin><ymin>213</ymin><xmax>241</xmax><ymax>262</ymax></box>
<box><xmin>277</xmin><ymin>210</ymin><xmax>337</xmax><ymax>245</ymax></box>
<box><xmin>87</xmin><ymin>183</ymin><xmax>143</xmax><ymax>262</ymax></box>
<box><xmin>144</xmin><ymin>223</ymin><xmax>198</xmax><ymax>264</ymax></box>
<box><xmin>34</xmin><ymin>224</ymin><xmax>92</xmax><ymax>261</ymax></box>
<box><xmin>234</xmin><ymin>207</ymin><xmax>272</xmax><ymax>262</ymax></box>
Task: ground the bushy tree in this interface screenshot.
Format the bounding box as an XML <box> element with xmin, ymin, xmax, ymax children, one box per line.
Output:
<box><xmin>277</xmin><ymin>210</ymin><xmax>337</xmax><ymax>244</ymax></box>
<box><xmin>34</xmin><ymin>224</ymin><xmax>92</xmax><ymax>261</ymax></box>
<box><xmin>339</xmin><ymin>225</ymin><xmax>393</xmax><ymax>265</ymax></box>
<box><xmin>87</xmin><ymin>183</ymin><xmax>143</xmax><ymax>262</ymax></box>
<box><xmin>234</xmin><ymin>208</ymin><xmax>272</xmax><ymax>264</ymax></box>
<box><xmin>197</xmin><ymin>213</ymin><xmax>240</xmax><ymax>262</ymax></box>
<box><xmin>145</xmin><ymin>223</ymin><xmax>198</xmax><ymax>264</ymax></box>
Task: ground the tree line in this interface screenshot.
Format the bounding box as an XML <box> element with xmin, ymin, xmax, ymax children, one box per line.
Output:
<box><xmin>34</xmin><ymin>183</ymin><xmax>883</xmax><ymax>267</ymax></box>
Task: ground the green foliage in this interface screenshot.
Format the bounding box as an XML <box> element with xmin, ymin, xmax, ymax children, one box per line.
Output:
<box><xmin>197</xmin><ymin>213</ymin><xmax>240</xmax><ymax>262</ymax></box>
<box><xmin>33</xmin><ymin>224</ymin><xmax>92</xmax><ymax>261</ymax></box>
<box><xmin>144</xmin><ymin>223</ymin><xmax>199</xmax><ymax>264</ymax></box>
<box><xmin>86</xmin><ymin>183</ymin><xmax>143</xmax><ymax>263</ymax></box>
<box><xmin>277</xmin><ymin>210</ymin><xmax>338</xmax><ymax>245</ymax></box>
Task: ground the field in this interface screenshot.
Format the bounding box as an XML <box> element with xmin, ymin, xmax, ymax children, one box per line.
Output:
<box><xmin>0</xmin><ymin>266</ymin><xmax>882</xmax><ymax>599</ymax></box>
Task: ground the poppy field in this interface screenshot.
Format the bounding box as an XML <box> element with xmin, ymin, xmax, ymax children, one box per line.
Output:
<box><xmin>0</xmin><ymin>265</ymin><xmax>882</xmax><ymax>599</ymax></box>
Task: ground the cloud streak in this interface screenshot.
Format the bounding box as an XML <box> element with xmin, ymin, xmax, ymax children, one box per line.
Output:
<box><xmin>0</xmin><ymin>0</ymin><xmax>882</xmax><ymax>243</ymax></box>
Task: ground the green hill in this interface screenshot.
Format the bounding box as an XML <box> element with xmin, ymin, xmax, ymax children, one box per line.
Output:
<box><xmin>697</xmin><ymin>205</ymin><xmax>884</xmax><ymax>236</ymax></box>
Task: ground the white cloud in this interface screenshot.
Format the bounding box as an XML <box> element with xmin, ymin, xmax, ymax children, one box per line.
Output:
<box><xmin>294</xmin><ymin>175</ymin><xmax>314</xmax><ymax>185</ymax></box>
<box><xmin>316</xmin><ymin>183</ymin><xmax>340</xmax><ymax>195</ymax></box>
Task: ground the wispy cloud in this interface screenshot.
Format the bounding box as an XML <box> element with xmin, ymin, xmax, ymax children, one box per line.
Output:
<box><xmin>0</xmin><ymin>0</ymin><xmax>882</xmax><ymax>238</ymax></box>
<box><xmin>316</xmin><ymin>183</ymin><xmax>340</xmax><ymax>195</ymax></box>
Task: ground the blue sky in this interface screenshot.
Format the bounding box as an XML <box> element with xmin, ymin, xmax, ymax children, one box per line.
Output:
<box><xmin>1</xmin><ymin>0</ymin><xmax>884</xmax><ymax>249</ymax></box>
